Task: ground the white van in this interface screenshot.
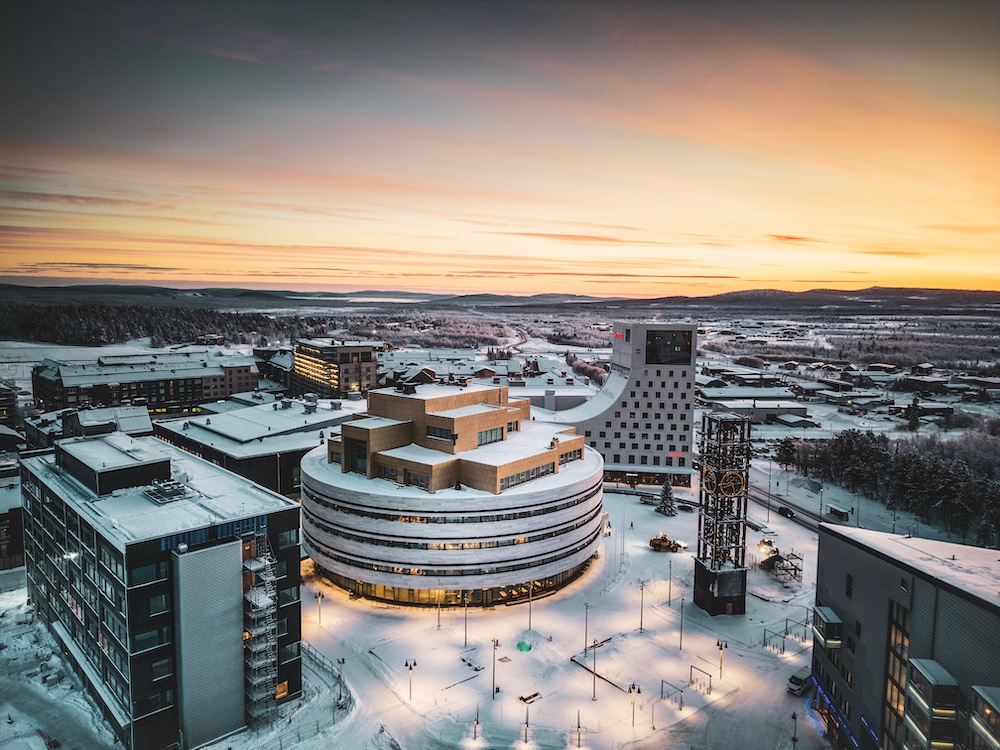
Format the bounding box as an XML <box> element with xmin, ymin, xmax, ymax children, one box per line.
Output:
<box><xmin>787</xmin><ymin>666</ymin><xmax>812</xmax><ymax>695</ymax></box>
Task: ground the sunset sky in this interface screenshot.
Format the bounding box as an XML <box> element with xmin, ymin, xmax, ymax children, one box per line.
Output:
<box><xmin>2</xmin><ymin>1</ymin><xmax>998</xmax><ymax>298</ymax></box>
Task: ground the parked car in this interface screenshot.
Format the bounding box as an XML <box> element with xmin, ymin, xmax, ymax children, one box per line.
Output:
<box><xmin>778</xmin><ymin>506</ymin><xmax>796</xmax><ymax>519</ymax></box>
<box><xmin>787</xmin><ymin>666</ymin><xmax>812</xmax><ymax>695</ymax></box>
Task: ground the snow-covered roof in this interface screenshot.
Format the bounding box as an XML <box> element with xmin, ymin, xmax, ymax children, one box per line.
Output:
<box><xmin>539</xmin><ymin>368</ymin><xmax>630</xmax><ymax>424</ymax></box>
<box><xmin>822</xmin><ymin>525</ymin><xmax>1000</xmax><ymax>609</ymax></box>
<box><xmin>22</xmin><ymin>433</ymin><xmax>298</xmax><ymax>550</ymax></box>
<box><xmin>156</xmin><ymin>399</ymin><xmax>365</xmax><ymax>458</ymax></box>
<box><xmin>372</xmin><ymin>383</ymin><xmax>497</xmax><ymax>401</ymax></box>
<box><xmin>431</xmin><ymin>403</ymin><xmax>505</xmax><ymax>419</ymax></box>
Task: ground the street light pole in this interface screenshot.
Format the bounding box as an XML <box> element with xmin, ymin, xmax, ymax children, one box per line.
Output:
<box><xmin>405</xmin><ymin>659</ymin><xmax>417</xmax><ymax>701</ymax></box>
<box><xmin>315</xmin><ymin>591</ymin><xmax>324</xmax><ymax>624</ymax></box>
<box><xmin>767</xmin><ymin>461</ymin><xmax>772</xmax><ymax>523</ymax></box>
<box><xmin>492</xmin><ymin>638</ymin><xmax>499</xmax><ymax>699</ymax></box>
<box><xmin>584</xmin><ymin>602</ymin><xmax>589</xmax><ymax>655</ymax></box>
<box><xmin>716</xmin><ymin>639</ymin><xmax>728</xmax><ymax>678</ymax></box>
<box><xmin>592</xmin><ymin>638</ymin><xmax>598</xmax><ymax>701</ymax></box>
<box><xmin>629</xmin><ymin>682</ymin><xmax>641</xmax><ymax>727</ymax></box>
<box><xmin>463</xmin><ymin>592</ymin><xmax>469</xmax><ymax>647</ymax></box>
<box><xmin>528</xmin><ymin>581</ymin><xmax>533</xmax><ymax>631</ymax></box>
<box><xmin>639</xmin><ymin>581</ymin><xmax>645</xmax><ymax>633</ymax></box>
<box><xmin>792</xmin><ymin>711</ymin><xmax>798</xmax><ymax>745</ymax></box>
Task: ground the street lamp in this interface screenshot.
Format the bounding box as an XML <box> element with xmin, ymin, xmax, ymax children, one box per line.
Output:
<box><xmin>592</xmin><ymin>638</ymin><xmax>598</xmax><ymax>701</ymax></box>
<box><xmin>792</xmin><ymin>710</ymin><xmax>798</xmax><ymax>745</ymax></box>
<box><xmin>716</xmin><ymin>639</ymin><xmax>728</xmax><ymax>678</ymax></box>
<box><xmin>639</xmin><ymin>581</ymin><xmax>645</xmax><ymax>633</ymax></box>
<box><xmin>405</xmin><ymin>659</ymin><xmax>417</xmax><ymax>700</ymax></box>
<box><xmin>492</xmin><ymin>639</ymin><xmax>499</xmax><ymax>699</ymax></box>
<box><xmin>463</xmin><ymin>592</ymin><xmax>469</xmax><ymax>647</ymax></box>
<box><xmin>315</xmin><ymin>591</ymin><xmax>324</xmax><ymax>624</ymax></box>
<box><xmin>629</xmin><ymin>682</ymin><xmax>641</xmax><ymax>727</ymax></box>
<box><xmin>584</xmin><ymin>602</ymin><xmax>589</xmax><ymax>655</ymax></box>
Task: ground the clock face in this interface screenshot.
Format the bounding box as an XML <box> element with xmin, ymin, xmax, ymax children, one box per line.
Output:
<box><xmin>719</xmin><ymin>471</ymin><xmax>745</xmax><ymax>497</ymax></box>
<box><xmin>701</xmin><ymin>468</ymin><xmax>717</xmax><ymax>493</ymax></box>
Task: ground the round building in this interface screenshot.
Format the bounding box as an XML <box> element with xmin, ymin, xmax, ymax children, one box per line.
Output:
<box><xmin>300</xmin><ymin>383</ymin><xmax>604</xmax><ymax>606</ymax></box>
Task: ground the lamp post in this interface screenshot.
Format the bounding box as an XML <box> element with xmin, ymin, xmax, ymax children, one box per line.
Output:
<box><xmin>528</xmin><ymin>581</ymin><xmax>533</xmax><ymax>631</ymax></box>
<box><xmin>592</xmin><ymin>638</ymin><xmax>598</xmax><ymax>701</ymax></box>
<box><xmin>463</xmin><ymin>592</ymin><xmax>469</xmax><ymax>647</ymax></box>
<box><xmin>668</xmin><ymin>559</ymin><xmax>673</xmax><ymax>605</ymax></box>
<box><xmin>716</xmin><ymin>639</ymin><xmax>728</xmax><ymax>678</ymax></box>
<box><xmin>819</xmin><ymin>484</ymin><xmax>824</xmax><ymax>516</ymax></box>
<box><xmin>639</xmin><ymin>581</ymin><xmax>645</xmax><ymax>633</ymax></box>
<box><xmin>492</xmin><ymin>638</ymin><xmax>499</xmax><ymax>699</ymax></box>
<box><xmin>629</xmin><ymin>682</ymin><xmax>641</xmax><ymax>727</ymax></box>
<box><xmin>584</xmin><ymin>602</ymin><xmax>589</xmax><ymax>655</ymax></box>
<box><xmin>315</xmin><ymin>591</ymin><xmax>324</xmax><ymax>624</ymax></box>
<box><xmin>767</xmin><ymin>461</ymin><xmax>772</xmax><ymax>522</ymax></box>
<box><xmin>405</xmin><ymin>659</ymin><xmax>417</xmax><ymax>701</ymax></box>
<box><xmin>792</xmin><ymin>711</ymin><xmax>798</xmax><ymax>745</ymax></box>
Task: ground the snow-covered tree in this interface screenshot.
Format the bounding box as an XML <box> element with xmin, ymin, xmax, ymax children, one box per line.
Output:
<box><xmin>657</xmin><ymin>481</ymin><xmax>677</xmax><ymax>516</ymax></box>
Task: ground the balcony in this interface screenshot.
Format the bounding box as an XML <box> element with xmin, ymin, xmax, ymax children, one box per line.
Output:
<box><xmin>812</xmin><ymin>606</ymin><xmax>842</xmax><ymax>650</ymax></box>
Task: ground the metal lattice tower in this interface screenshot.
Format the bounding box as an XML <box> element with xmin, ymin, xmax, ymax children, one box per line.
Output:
<box><xmin>697</xmin><ymin>413</ymin><xmax>751</xmax><ymax>568</ymax></box>
<box><xmin>243</xmin><ymin>529</ymin><xmax>279</xmax><ymax>727</ymax></box>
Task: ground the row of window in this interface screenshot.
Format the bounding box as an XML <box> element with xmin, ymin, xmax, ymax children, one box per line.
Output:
<box><xmin>302</xmin><ymin>480</ymin><xmax>602</xmax><ymax>525</ymax></box>
<box><xmin>302</xmin><ymin>502</ymin><xmax>601</xmax><ymax>553</ymax></box>
<box><xmin>304</xmin><ymin>525</ymin><xmax>601</xmax><ymax>579</ymax></box>
<box><xmin>500</xmin><ymin>462</ymin><xmax>555</xmax><ymax>491</ymax></box>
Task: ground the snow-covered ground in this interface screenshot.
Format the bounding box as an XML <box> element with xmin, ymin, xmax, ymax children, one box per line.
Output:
<box><xmin>197</xmin><ymin>485</ymin><xmax>829</xmax><ymax>750</ymax></box>
<box><xmin>0</xmin><ymin>471</ymin><xmax>974</xmax><ymax>749</ymax></box>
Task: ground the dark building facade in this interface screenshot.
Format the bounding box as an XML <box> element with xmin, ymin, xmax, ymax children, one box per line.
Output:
<box><xmin>20</xmin><ymin>433</ymin><xmax>302</xmax><ymax>750</ymax></box>
<box><xmin>32</xmin><ymin>352</ymin><xmax>260</xmax><ymax>415</ymax></box>
<box><xmin>812</xmin><ymin>525</ymin><xmax>1000</xmax><ymax>750</ymax></box>
<box><xmin>0</xmin><ymin>454</ymin><xmax>23</xmax><ymax>569</ymax></box>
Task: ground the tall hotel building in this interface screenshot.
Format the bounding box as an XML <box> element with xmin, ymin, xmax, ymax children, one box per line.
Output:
<box><xmin>542</xmin><ymin>320</ymin><xmax>698</xmax><ymax>486</ymax></box>
<box><xmin>300</xmin><ymin>383</ymin><xmax>604</xmax><ymax>606</ymax></box>
<box><xmin>811</xmin><ymin>525</ymin><xmax>999</xmax><ymax>750</ymax></box>
<box><xmin>290</xmin><ymin>339</ymin><xmax>380</xmax><ymax>399</ymax></box>
<box><xmin>20</xmin><ymin>433</ymin><xmax>302</xmax><ymax>750</ymax></box>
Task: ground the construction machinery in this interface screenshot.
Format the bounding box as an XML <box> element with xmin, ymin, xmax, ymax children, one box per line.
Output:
<box><xmin>650</xmin><ymin>534</ymin><xmax>683</xmax><ymax>552</ymax></box>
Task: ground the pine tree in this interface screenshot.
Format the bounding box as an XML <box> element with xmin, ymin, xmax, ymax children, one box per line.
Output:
<box><xmin>657</xmin><ymin>481</ymin><xmax>677</xmax><ymax>516</ymax></box>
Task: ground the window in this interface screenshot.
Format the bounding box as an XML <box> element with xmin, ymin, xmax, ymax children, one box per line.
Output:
<box><xmin>278</xmin><ymin>528</ymin><xmax>299</xmax><ymax>550</ymax></box>
<box><xmin>149</xmin><ymin>593</ymin><xmax>169</xmax><ymax>616</ymax></box>
<box><xmin>477</xmin><ymin>427</ymin><xmax>503</xmax><ymax>446</ymax></box>
<box><xmin>427</xmin><ymin>425</ymin><xmax>453</xmax><ymax>441</ymax></box>
<box><xmin>381</xmin><ymin>465</ymin><xmax>398</xmax><ymax>482</ymax></box>
<box><xmin>278</xmin><ymin>585</ymin><xmax>299</xmax><ymax>606</ymax></box>
<box><xmin>151</xmin><ymin>657</ymin><xmax>172</xmax><ymax>681</ymax></box>
<box><xmin>276</xmin><ymin>680</ymin><xmax>289</xmax><ymax>699</ymax></box>
<box><xmin>279</xmin><ymin>642</ymin><xmax>300</xmax><ymax>664</ymax></box>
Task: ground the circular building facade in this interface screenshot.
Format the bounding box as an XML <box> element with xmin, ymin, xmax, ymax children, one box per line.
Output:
<box><xmin>300</xmin><ymin>443</ymin><xmax>604</xmax><ymax>607</ymax></box>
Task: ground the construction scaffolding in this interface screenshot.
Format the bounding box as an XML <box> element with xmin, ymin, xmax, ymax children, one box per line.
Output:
<box><xmin>243</xmin><ymin>530</ymin><xmax>279</xmax><ymax>727</ymax></box>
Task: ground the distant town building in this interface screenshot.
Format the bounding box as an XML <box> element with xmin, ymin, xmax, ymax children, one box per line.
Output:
<box><xmin>0</xmin><ymin>453</ymin><xmax>22</xmax><ymax>569</ymax></box>
<box><xmin>289</xmin><ymin>339</ymin><xmax>381</xmax><ymax>398</ymax></box>
<box><xmin>154</xmin><ymin>395</ymin><xmax>366</xmax><ymax>497</ymax></box>
<box><xmin>300</xmin><ymin>382</ymin><xmax>603</xmax><ymax>606</ymax></box>
<box><xmin>538</xmin><ymin>320</ymin><xmax>698</xmax><ymax>486</ymax></box>
<box><xmin>24</xmin><ymin>405</ymin><xmax>153</xmax><ymax>449</ymax></box>
<box><xmin>31</xmin><ymin>351</ymin><xmax>260</xmax><ymax>415</ymax></box>
<box><xmin>811</xmin><ymin>525</ymin><xmax>1000</xmax><ymax>750</ymax></box>
<box><xmin>0</xmin><ymin>383</ymin><xmax>18</xmax><ymax>428</ymax></box>
<box><xmin>20</xmin><ymin>433</ymin><xmax>302</xmax><ymax>750</ymax></box>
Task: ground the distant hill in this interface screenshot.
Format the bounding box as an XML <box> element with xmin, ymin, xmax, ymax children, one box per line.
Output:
<box><xmin>0</xmin><ymin>282</ymin><xmax>997</xmax><ymax>318</ymax></box>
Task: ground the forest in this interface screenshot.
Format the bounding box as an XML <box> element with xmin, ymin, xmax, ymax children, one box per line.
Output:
<box><xmin>776</xmin><ymin>424</ymin><xmax>1000</xmax><ymax>547</ymax></box>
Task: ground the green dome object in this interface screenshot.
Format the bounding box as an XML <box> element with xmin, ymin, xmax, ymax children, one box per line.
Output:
<box><xmin>516</xmin><ymin>640</ymin><xmax>532</xmax><ymax>652</ymax></box>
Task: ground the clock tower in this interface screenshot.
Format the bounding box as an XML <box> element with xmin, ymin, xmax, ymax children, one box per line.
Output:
<box><xmin>694</xmin><ymin>412</ymin><xmax>750</xmax><ymax>616</ymax></box>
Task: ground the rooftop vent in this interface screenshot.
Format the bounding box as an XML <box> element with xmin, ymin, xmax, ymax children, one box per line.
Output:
<box><xmin>281</xmin><ymin>399</ymin><xmax>292</xmax><ymax>409</ymax></box>
<box><xmin>144</xmin><ymin>478</ymin><xmax>191</xmax><ymax>505</ymax></box>
<box><xmin>303</xmin><ymin>403</ymin><xmax>317</xmax><ymax>414</ymax></box>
